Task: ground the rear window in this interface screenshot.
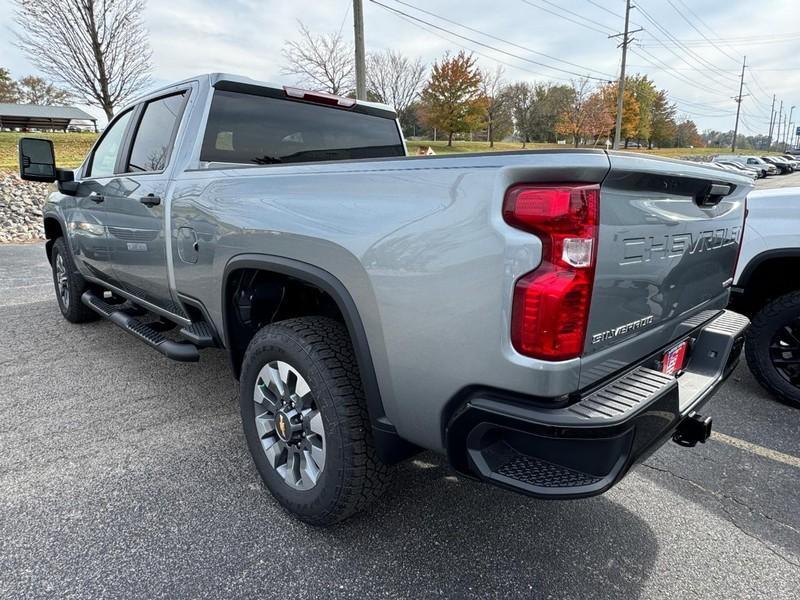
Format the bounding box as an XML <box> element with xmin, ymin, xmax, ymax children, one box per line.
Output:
<box><xmin>200</xmin><ymin>90</ymin><xmax>405</xmax><ymax>166</ymax></box>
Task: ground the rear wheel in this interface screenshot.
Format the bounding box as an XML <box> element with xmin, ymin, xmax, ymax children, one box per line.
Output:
<box><xmin>51</xmin><ymin>237</ymin><xmax>97</xmax><ymax>323</ymax></box>
<box><xmin>239</xmin><ymin>316</ymin><xmax>392</xmax><ymax>525</ymax></box>
<box><xmin>745</xmin><ymin>291</ymin><xmax>800</xmax><ymax>408</ymax></box>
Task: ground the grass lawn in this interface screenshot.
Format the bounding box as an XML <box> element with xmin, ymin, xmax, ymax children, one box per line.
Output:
<box><xmin>406</xmin><ymin>139</ymin><xmax>740</xmax><ymax>159</ymax></box>
<box><xmin>0</xmin><ymin>131</ymin><xmax>769</xmax><ymax>172</ymax></box>
<box><xmin>0</xmin><ymin>131</ymin><xmax>98</xmax><ymax>171</ymax></box>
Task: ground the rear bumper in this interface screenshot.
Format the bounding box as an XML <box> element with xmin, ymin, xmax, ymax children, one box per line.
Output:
<box><xmin>445</xmin><ymin>310</ymin><xmax>749</xmax><ymax>499</ymax></box>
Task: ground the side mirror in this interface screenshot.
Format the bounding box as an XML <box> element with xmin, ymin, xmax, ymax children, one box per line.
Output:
<box><xmin>18</xmin><ymin>137</ymin><xmax>57</xmax><ymax>182</ymax></box>
<box><xmin>18</xmin><ymin>137</ymin><xmax>79</xmax><ymax>194</ymax></box>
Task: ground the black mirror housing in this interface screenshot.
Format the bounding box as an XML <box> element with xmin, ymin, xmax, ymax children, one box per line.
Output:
<box><xmin>18</xmin><ymin>137</ymin><xmax>57</xmax><ymax>182</ymax></box>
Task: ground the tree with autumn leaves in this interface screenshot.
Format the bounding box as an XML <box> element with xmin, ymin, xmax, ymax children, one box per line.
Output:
<box><xmin>418</xmin><ymin>51</ymin><xmax>486</xmax><ymax>146</ymax></box>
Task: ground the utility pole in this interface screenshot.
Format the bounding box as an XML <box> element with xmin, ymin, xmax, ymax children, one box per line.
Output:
<box><xmin>767</xmin><ymin>94</ymin><xmax>776</xmax><ymax>150</ymax></box>
<box><xmin>785</xmin><ymin>106</ymin><xmax>795</xmax><ymax>148</ymax></box>
<box><xmin>731</xmin><ymin>56</ymin><xmax>747</xmax><ymax>152</ymax></box>
<box><xmin>353</xmin><ymin>0</ymin><xmax>367</xmax><ymax>100</ymax></box>
<box><xmin>776</xmin><ymin>101</ymin><xmax>783</xmax><ymax>152</ymax></box>
<box><xmin>610</xmin><ymin>0</ymin><xmax>641</xmax><ymax>150</ymax></box>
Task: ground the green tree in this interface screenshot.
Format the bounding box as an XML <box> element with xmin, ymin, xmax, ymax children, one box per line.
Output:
<box><xmin>649</xmin><ymin>90</ymin><xmax>676</xmax><ymax>148</ymax></box>
<box><xmin>504</xmin><ymin>81</ymin><xmax>536</xmax><ymax>147</ymax></box>
<box><xmin>532</xmin><ymin>83</ymin><xmax>574</xmax><ymax>142</ymax></box>
<box><xmin>0</xmin><ymin>67</ymin><xmax>20</xmax><ymax>102</ymax></box>
<box><xmin>674</xmin><ymin>119</ymin><xmax>702</xmax><ymax>147</ymax></box>
<box><xmin>419</xmin><ymin>51</ymin><xmax>485</xmax><ymax>146</ymax></box>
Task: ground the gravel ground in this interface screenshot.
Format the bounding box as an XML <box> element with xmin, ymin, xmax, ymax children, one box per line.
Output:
<box><xmin>0</xmin><ymin>243</ymin><xmax>798</xmax><ymax>600</ymax></box>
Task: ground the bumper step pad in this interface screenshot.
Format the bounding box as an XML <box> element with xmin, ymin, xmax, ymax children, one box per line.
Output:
<box><xmin>496</xmin><ymin>454</ymin><xmax>602</xmax><ymax>488</ymax></box>
<box><xmin>569</xmin><ymin>368</ymin><xmax>674</xmax><ymax>421</ymax></box>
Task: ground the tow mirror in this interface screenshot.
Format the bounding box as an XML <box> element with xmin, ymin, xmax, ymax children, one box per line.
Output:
<box><xmin>18</xmin><ymin>137</ymin><xmax>78</xmax><ymax>194</ymax></box>
<box><xmin>18</xmin><ymin>137</ymin><xmax>57</xmax><ymax>182</ymax></box>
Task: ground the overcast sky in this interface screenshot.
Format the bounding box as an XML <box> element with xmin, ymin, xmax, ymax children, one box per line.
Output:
<box><xmin>1</xmin><ymin>0</ymin><xmax>798</xmax><ymax>135</ymax></box>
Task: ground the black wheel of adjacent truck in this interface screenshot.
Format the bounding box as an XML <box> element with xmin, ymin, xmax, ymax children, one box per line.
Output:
<box><xmin>239</xmin><ymin>316</ymin><xmax>392</xmax><ymax>525</ymax></box>
<box><xmin>745</xmin><ymin>291</ymin><xmax>800</xmax><ymax>409</ymax></box>
<box><xmin>51</xmin><ymin>237</ymin><xmax>97</xmax><ymax>323</ymax></box>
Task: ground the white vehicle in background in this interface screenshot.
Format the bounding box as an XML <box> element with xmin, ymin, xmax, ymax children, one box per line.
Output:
<box><xmin>711</xmin><ymin>160</ymin><xmax>760</xmax><ymax>180</ymax></box>
<box><xmin>730</xmin><ymin>187</ymin><xmax>800</xmax><ymax>408</ymax></box>
<box><xmin>713</xmin><ymin>155</ymin><xmax>777</xmax><ymax>178</ymax></box>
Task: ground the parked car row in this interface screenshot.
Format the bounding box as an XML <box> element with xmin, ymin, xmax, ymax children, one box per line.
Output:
<box><xmin>711</xmin><ymin>154</ymin><xmax>800</xmax><ymax>178</ymax></box>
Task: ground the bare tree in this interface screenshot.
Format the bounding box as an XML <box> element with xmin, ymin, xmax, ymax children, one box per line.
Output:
<box><xmin>17</xmin><ymin>76</ymin><xmax>72</xmax><ymax>105</ymax></box>
<box><xmin>479</xmin><ymin>66</ymin><xmax>512</xmax><ymax>147</ymax></box>
<box><xmin>14</xmin><ymin>0</ymin><xmax>152</xmax><ymax>120</ymax></box>
<box><xmin>282</xmin><ymin>21</ymin><xmax>354</xmax><ymax>95</ymax></box>
<box><xmin>366</xmin><ymin>50</ymin><xmax>425</xmax><ymax>123</ymax></box>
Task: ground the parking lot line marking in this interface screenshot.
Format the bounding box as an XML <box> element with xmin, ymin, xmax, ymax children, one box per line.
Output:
<box><xmin>712</xmin><ymin>431</ymin><xmax>800</xmax><ymax>469</ymax></box>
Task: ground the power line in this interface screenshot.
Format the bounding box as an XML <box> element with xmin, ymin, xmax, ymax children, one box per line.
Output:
<box><xmin>584</xmin><ymin>0</ymin><xmax>621</xmax><ymax>19</ymax></box>
<box><xmin>386</xmin><ymin>0</ymin><xmax>617</xmax><ymax>79</ymax></box>
<box><xmin>667</xmin><ymin>0</ymin><xmax>739</xmax><ymax>63</ymax></box>
<box><xmin>528</xmin><ymin>0</ymin><xmax>617</xmax><ymax>33</ymax></box>
<box><xmin>368</xmin><ymin>0</ymin><xmax>611</xmax><ymax>80</ymax></box>
<box><xmin>380</xmin><ymin>5</ymin><xmax>574</xmax><ymax>81</ymax></box>
<box><xmin>519</xmin><ymin>0</ymin><xmax>615</xmax><ymax>36</ymax></box>
<box><xmin>635</xmin><ymin>4</ymin><xmax>737</xmax><ymax>87</ymax></box>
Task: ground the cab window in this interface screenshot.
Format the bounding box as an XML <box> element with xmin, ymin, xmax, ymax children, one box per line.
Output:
<box><xmin>87</xmin><ymin>110</ymin><xmax>133</xmax><ymax>178</ymax></box>
<box><xmin>127</xmin><ymin>92</ymin><xmax>186</xmax><ymax>173</ymax></box>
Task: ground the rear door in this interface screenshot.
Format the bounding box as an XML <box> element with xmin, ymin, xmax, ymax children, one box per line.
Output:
<box><xmin>104</xmin><ymin>91</ymin><xmax>188</xmax><ymax>313</ymax></box>
<box><xmin>580</xmin><ymin>153</ymin><xmax>749</xmax><ymax>386</ymax></box>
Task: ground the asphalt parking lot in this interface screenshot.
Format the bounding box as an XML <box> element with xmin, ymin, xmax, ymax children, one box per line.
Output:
<box><xmin>755</xmin><ymin>168</ymin><xmax>800</xmax><ymax>189</ymax></box>
<box><xmin>1</xmin><ymin>240</ymin><xmax>799</xmax><ymax>599</ymax></box>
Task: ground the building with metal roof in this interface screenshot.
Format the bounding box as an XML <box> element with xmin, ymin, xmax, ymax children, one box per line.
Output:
<box><xmin>0</xmin><ymin>103</ymin><xmax>97</xmax><ymax>131</ymax></box>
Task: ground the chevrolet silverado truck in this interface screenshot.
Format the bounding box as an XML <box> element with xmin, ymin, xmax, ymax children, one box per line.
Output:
<box><xmin>729</xmin><ymin>187</ymin><xmax>800</xmax><ymax>408</ymax></box>
<box><xmin>19</xmin><ymin>73</ymin><xmax>750</xmax><ymax>525</ymax></box>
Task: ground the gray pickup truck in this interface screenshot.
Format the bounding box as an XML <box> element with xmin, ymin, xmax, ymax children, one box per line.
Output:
<box><xmin>20</xmin><ymin>73</ymin><xmax>750</xmax><ymax>525</ymax></box>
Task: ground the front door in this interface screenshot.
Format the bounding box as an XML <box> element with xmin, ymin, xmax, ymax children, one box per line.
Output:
<box><xmin>66</xmin><ymin>109</ymin><xmax>134</xmax><ymax>284</ymax></box>
<box><xmin>103</xmin><ymin>91</ymin><xmax>188</xmax><ymax>313</ymax></box>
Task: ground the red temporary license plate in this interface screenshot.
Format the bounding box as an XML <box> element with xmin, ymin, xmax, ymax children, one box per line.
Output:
<box><xmin>662</xmin><ymin>340</ymin><xmax>689</xmax><ymax>376</ymax></box>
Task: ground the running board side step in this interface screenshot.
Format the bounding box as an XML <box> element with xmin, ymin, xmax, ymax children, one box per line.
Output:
<box><xmin>81</xmin><ymin>291</ymin><xmax>200</xmax><ymax>362</ymax></box>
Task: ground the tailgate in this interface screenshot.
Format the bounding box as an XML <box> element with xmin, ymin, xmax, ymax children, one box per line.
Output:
<box><xmin>580</xmin><ymin>153</ymin><xmax>750</xmax><ymax>387</ymax></box>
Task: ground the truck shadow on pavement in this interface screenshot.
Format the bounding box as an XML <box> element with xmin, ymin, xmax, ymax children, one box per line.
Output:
<box><xmin>314</xmin><ymin>455</ymin><xmax>659</xmax><ymax>598</ymax></box>
<box><xmin>1</xmin><ymin>308</ymin><xmax>658</xmax><ymax>599</ymax></box>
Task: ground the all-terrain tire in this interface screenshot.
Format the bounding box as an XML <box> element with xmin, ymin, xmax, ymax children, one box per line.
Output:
<box><xmin>745</xmin><ymin>291</ymin><xmax>800</xmax><ymax>409</ymax></box>
<box><xmin>51</xmin><ymin>237</ymin><xmax>97</xmax><ymax>323</ymax></box>
<box><xmin>239</xmin><ymin>316</ymin><xmax>393</xmax><ymax>525</ymax></box>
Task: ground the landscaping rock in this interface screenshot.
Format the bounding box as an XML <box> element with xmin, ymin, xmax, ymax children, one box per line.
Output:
<box><xmin>0</xmin><ymin>173</ymin><xmax>50</xmax><ymax>243</ymax></box>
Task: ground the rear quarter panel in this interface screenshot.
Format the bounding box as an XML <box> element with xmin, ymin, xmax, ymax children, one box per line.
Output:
<box><xmin>170</xmin><ymin>151</ymin><xmax>610</xmax><ymax>450</ymax></box>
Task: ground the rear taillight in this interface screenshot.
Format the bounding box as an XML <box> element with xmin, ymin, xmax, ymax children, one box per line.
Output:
<box><xmin>504</xmin><ymin>183</ymin><xmax>600</xmax><ymax>361</ymax></box>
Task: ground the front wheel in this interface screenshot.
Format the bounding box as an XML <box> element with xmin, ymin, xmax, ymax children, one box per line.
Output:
<box><xmin>745</xmin><ymin>291</ymin><xmax>800</xmax><ymax>408</ymax></box>
<box><xmin>239</xmin><ymin>317</ymin><xmax>393</xmax><ymax>525</ymax></box>
<box><xmin>50</xmin><ymin>237</ymin><xmax>97</xmax><ymax>323</ymax></box>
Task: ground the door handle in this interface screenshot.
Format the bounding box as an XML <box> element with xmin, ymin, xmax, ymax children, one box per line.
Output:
<box><xmin>89</xmin><ymin>193</ymin><xmax>104</xmax><ymax>203</ymax></box>
<box><xmin>140</xmin><ymin>194</ymin><xmax>161</xmax><ymax>207</ymax></box>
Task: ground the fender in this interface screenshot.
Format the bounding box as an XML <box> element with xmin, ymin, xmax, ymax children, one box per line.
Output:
<box><xmin>735</xmin><ymin>248</ymin><xmax>800</xmax><ymax>289</ymax></box>
<box><xmin>42</xmin><ymin>210</ymin><xmax>69</xmax><ymax>262</ymax></box>
<box><xmin>222</xmin><ymin>253</ymin><xmax>419</xmax><ymax>464</ymax></box>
